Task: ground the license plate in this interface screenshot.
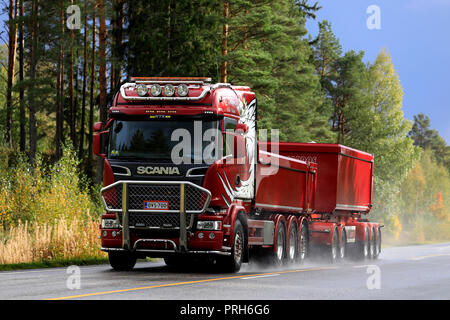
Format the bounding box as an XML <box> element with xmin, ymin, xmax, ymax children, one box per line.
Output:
<box><xmin>143</xmin><ymin>200</ymin><xmax>169</xmax><ymax>210</ymax></box>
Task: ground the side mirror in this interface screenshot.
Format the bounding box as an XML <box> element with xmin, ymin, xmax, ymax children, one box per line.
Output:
<box><xmin>234</xmin><ymin>123</ymin><xmax>248</xmax><ymax>134</ymax></box>
<box><xmin>93</xmin><ymin>133</ymin><xmax>102</xmax><ymax>157</ymax></box>
<box><xmin>93</xmin><ymin>131</ymin><xmax>108</xmax><ymax>158</ymax></box>
<box><xmin>93</xmin><ymin>122</ymin><xmax>103</xmax><ymax>132</ymax></box>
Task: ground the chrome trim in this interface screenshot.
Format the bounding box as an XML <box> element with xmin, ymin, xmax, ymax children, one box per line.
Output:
<box><xmin>101</xmin><ymin>180</ymin><xmax>212</xmax><ymax>214</ymax></box>
<box><xmin>100</xmin><ymin>247</ymin><xmax>231</xmax><ymax>256</ymax></box>
<box><xmin>255</xmin><ymin>203</ymin><xmax>303</xmax><ymax>212</ymax></box>
<box><xmin>133</xmin><ymin>239</ymin><xmax>177</xmax><ymax>251</ymax></box>
<box><xmin>186</xmin><ymin>166</ymin><xmax>209</xmax><ymax>178</ymax></box>
<box><xmin>111</xmin><ymin>165</ymin><xmax>131</xmax><ymax>177</ymax></box>
<box><xmin>221</xmin><ymin>193</ymin><xmax>230</xmax><ymax>208</ymax></box>
<box><xmin>120</xmin><ymin>82</ymin><xmax>210</xmax><ymax>101</ymax></box>
<box><xmin>335</xmin><ymin>204</ymin><xmax>370</xmax><ymax>211</ymax></box>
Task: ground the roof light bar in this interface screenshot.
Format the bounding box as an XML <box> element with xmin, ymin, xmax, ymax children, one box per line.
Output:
<box><xmin>131</xmin><ymin>77</ymin><xmax>212</xmax><ymax>84</ymax></box>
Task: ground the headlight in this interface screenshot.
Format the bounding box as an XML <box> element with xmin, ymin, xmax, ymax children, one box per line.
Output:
<box><xmin>163</xmin><ymin>84</ymin><xmax>175</xmax><ymax>97</ymax></box>
<box><xmin>197</xmin><ymin>221</ymin><xmax>222</xmax><ymax>231</ymax></box>
<box><xmin>136</xmin><ymin>84</ymin><xmax>148</xmax><ymax>97</ymax></box>
<box><xmin>150</xmin><ymin>84</ymin><xmax>162</xmax><ymax>96</ymax></box>
<box><xmin>177</xmin><ymin>84</ymin><xmax>189</xmax><ymax>97</ymax></box>
<box><xmin>102</xmin><ymin>219</ymin><xmax>120</xmax><ymax>229</ymax></box>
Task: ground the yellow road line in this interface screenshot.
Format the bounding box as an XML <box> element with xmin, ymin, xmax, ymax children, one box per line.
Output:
<box><xmin>47</xmin><ymin>266</ymin><xmax>338</xmax><ymax>300</ymax></box>
<box><xmin>409</xmin><ymin>253</ymin><xmax>450</xmax><ymax>261</ymax></box>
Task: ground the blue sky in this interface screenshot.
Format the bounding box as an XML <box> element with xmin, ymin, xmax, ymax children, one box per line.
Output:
<box><xmin>306</xmin><ymin>0</ymin><xmax>450</xmax><ymax>144</ymax></box>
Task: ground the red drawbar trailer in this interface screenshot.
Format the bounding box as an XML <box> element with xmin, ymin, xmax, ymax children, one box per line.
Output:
<box><xmin>267</xmin><ymin>142</ymin><xmax>374</xmax><ymax>214</ymax></box>
<box><xmin>259</xmin><ymin>142</ymin><xmax>379</xmax><ymax>261</ymax></box>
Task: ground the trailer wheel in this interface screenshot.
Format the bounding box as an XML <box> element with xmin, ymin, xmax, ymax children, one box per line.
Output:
<box><xmin>369</xmin><ymin>228</ymin><xmax>376</xmax><ymax>259</ymax></box>
<box><xmin>297</xmin><ymin>221</ymin><xmax>309</xmax><ymax>263</ymax></box>
<box><xmin>374</xmin><ymin>227</ymin><xmax>381</xmax><ymax>259</ymax></box>
<box><xmin>339</xmin><ymin>229</ymin><xmax>347</xmax><ymax>260</ymax></box>
<box><xmin>355</xmin><ymin>228</ymin><xmax>370</xmax><ymax>260</ymax></box>
<box><xmin>329</xmin><ymin>229</ymin><xmax>339</xmax><ymax>263</ymax></box>
<box><xmin>273</xmin><ymin>221</ymin><xmax>286</xmax><ymax>265</ymax></box>
<box><xmin>287</xmin><ymin>221</ymin><xmax>298</xmax><ymax>263</ymax></box>
<box><xmin>108</xmin><ymin>251</ymin><xmax>137</xmax><ymax>271</ymax></box>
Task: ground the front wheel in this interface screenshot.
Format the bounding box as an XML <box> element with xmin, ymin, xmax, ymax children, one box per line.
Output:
<box><xmin>219</xmin><ymin>219</ymin><xmax>245</xmax><ymax>273</ymax></box>
<box><xmin>108</xmin><ymin>251</ymin><xmax>137</xmax><ymax>271</ymax></box>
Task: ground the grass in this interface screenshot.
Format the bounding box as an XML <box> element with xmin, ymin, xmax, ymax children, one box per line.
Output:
<box><xmin>0</xmin><ymin>216</ymin><xmax>106</xmax><ymax>265</ymax></box>
<box><xmin>0</xmin><ymin>257</ymin><xmax>109</xmax><ymax>271</ymax></box>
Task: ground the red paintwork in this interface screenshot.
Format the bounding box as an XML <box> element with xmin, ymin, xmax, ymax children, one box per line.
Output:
<box><xmin>98</xmin><ymin>80</ymin><xmax>379</xmax><ymax>257</ymax></box>
<box><xmin>255</xmin><ymin>151</ymin><xmax>317</xmax><ymax>213</ymax></box>
<box><xmin>261</xmin><ymin>142</ymin><xmax>374</xmax><ymax>214</ymax></box>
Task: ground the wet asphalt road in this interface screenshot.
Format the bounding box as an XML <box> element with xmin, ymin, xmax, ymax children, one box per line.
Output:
<box><xmin>1</xmin><ymin>242</ymin><xmax>450</xmax><ymax>300</ymax></box>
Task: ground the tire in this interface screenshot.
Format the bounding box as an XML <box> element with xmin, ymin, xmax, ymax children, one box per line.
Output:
<box><xmin>273</xmin><ymin>221</ymin><xmax>286</xmax><ymax>265</ymax></box>
<box><xmin>373</xmin><ymin>227</ymin><xmax>381</xmax><ymax>259</ymax></box>
<box><xmin>297</xmin><ymin>221</ymin><xmax>309</xmax><ymax>263</ymax></box>
<box><xmin>339</xmin><ymin>229</ymin><xmax>347</xmax><ymax>261</ymax></box>
<box><xmin>219</xmin><ymin>219</ymin><xmax>245</xmax><ymax>273</ymax></box>
<box><xmin>108</xmin><ymin>251</ymin><xmax>137</xmax><ymax>271</ymax></box>
<box><xmin>330</xmin><ymin>228</ymin><xmax>339</xmax><ymax>263</ymax></box>
<box><xmin>287</xmin><ymin>222</ymin><xmax>298</xmax><ymax>264</ymax></box>
<box><xmin>369</xmin><ymin>228</ymin><xmax>376</xmax><ymax>259</ymax></box>
<box><xmin>356</xmin><ymin>228</ymin><xmax>370</xmax><ymax>260</ymax></box>
<box><xmin>164</xmin><ymin>256</ymin><xmax>186</xmax><ymax>268</ymax></box>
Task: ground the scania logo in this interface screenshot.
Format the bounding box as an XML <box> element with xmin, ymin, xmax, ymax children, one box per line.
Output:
<box><xmin>136</xmin><ymin>166</ymin><xmax>181</xmax><ymax>175</ymax></box>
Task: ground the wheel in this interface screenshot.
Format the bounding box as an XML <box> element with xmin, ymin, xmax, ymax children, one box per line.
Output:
<box><xmin>219</xmin><ymin>219</ymin><xmax>245</xmax><ymax>273</ymax></box>
<box><xmin>164</xmin><ymin>256</ymin><xmax>187</xmax><ymax>268</ymax></box>
<box><xmin>356</xmin><ymin>228</ymin><xmax>370</xmax><ymax>260</ymax></box>
<box><xmin>330</xmin><ymin>228</ymin><xmax>339</xmax><ymax>263</ymax></box>
<box><xmin>108</xmin><ymin>251</ymin><xmax>137</xmax><ymax>271</ymax></box>
<box><xmin>297</xmin><ymin>221</ymin><xmax>309</xmax><ymax>263</ymax></box>
<box><xmin>339</xmin><ymin>229</ymin><xmax>347</xmax><ymax>260</ymax></box>
<box><xmin>287</xmin><ymin>221</ymin><xmax>298</xmax><ymax>263</ymax></box>
<box><xmin>369</xmin><ymin>228</ymin><xmax>376</xmax><ymax>259</ymax></box>
<box><xmin>373</xmin><ymin>227</ymin><xmax>381</xmax><ymax>259</ymax></box>
<box><xmin>273</xmin><ymin>221</ymin><xmax>286</xmax><ymax>265</ymax></box>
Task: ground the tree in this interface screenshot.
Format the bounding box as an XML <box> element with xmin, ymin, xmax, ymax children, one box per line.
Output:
<box><xmin>345</xmin><ymin>50</ymin><xmax>420</xmax><ymax>222</ymax></box>
<box><xmin>5</xmin><ymin>0</ymin><xmax>18</xmax><ymax>148</ymax></box>
<box><xmin>327</xmin><ymin>50</ymin><xmax>367</xmax><ymax>144</ymax></box>
<box><xmin>408</xmin><ymin>113</ymin><xmax>450</xmax><ymax>170</ymax></box>
<box><xmin>124</xmin><ymin>0</ymin><xmax>221</xmax><ymax>78</ymax></box>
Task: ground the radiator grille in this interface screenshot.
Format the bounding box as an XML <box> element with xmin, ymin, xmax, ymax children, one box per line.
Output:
<box><xmin>117</xmin><ymin>212</ymin><xmax>194</xmax><ymax>229</ymax></box>
<box><xmin>101</xmin><ymin>181</ymin><xmax>211</xmax><ymax>214</ymax></box>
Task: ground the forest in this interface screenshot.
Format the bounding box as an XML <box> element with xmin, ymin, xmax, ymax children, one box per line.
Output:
<box><xmin>0</xmin><ymin>0</ymin><xmax>449</xmax><ymax>265</ymax></box>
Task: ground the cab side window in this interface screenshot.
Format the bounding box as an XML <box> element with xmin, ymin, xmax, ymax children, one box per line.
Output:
<box><xmin>223</xmin><ymin>118</ymin><xmax>237</xmax><ymax>157</ymax></box>
<box><xmin>223</xmin><ymin>117</ymin><xmax>237</xmax><ymax>132</ymax></box>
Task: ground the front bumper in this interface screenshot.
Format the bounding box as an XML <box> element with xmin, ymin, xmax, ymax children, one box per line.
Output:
<box><xmin>100</xmin><ymin>180</ymin><xmax>230</xmax><ymax>256</ymax></box>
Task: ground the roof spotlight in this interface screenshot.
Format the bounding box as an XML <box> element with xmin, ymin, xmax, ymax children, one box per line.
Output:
<box><xmin>150</xmin><ymin>84</ymin><xmax>162</xmax><ymax>96</ymax></box>
<box><xmin>136</xmin><ymin>84</ymin><xmax>148</xmax><ymax>97</ymax></box>
<box><xmin>177</xmin><ymin>84</ymin><xmax>189</xmax><ymax>97</ymax></box>
<box><xmin>163</xmin><ymin>84</ymin><xmax>175</xmax><ymax>97</ymax></box>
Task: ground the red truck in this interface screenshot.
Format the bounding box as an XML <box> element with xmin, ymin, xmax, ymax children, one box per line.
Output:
<box><xmin>93</xmin><ymin>77</ymin><xmax>381</xmax><ymax>272</ymax></box>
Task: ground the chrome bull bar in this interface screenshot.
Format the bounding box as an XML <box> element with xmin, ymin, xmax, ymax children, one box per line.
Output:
<box><xmin>100</xmin><ymin>181</ymin><xmax>212</xmax><ymax>252</ymax></box>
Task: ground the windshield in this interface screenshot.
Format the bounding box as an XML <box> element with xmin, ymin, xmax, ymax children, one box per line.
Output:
<box><xmin>108</xmin><ymin>119</ymin><xmax>220</xmax><ymax>163</ymax></box>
